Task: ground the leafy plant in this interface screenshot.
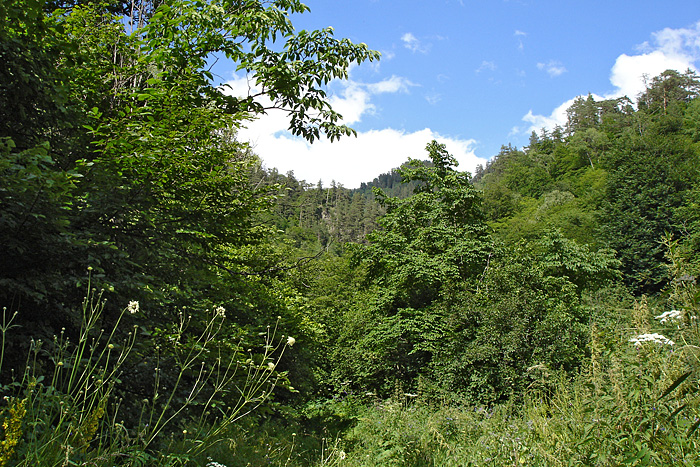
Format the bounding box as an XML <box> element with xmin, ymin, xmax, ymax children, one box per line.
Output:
<box><xmin>0</xmin><ymin>276</ymin><xmax>295</xmax><ymax>466</ymax></box>
<box><xmin>338</xmin><ymin>141</ymin><xmax>492</xmax><ymax>395</ymax></box>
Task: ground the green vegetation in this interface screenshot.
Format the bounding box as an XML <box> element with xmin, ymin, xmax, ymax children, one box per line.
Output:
<box><xmin>2</xmin><ymin>0</ymin><xmax>700</xmax><ymax>465</ymax></box>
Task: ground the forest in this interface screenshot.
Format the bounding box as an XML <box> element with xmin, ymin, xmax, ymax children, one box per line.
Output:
<box><xmin>1</xmin><ymin>0</ymin><xmax>700</xmax><ymax>465</ymax></box>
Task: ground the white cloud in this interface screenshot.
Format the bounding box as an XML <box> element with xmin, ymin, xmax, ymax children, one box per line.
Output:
<box><xmin>515</xmin><ymin>30</ymin><xmax>526</xmax><ymax>51</ymax></box>
<box><xmin>650</xmin><ymin>21</ymin><xmax>700</xmax><ymax>58</ymax></box>
<box><xmin>328</xmin><ymin>83</ymin><xmax>373</xmax><ymax>125</ymax></box>
<box><xmin>537</xmin><ymin>60</ymin><xmax>567</xmax><ymax>77</ymax></box>
<box><xmin>425</xmin><ymin>92</ymin><xmax>442</xmax><ymax>105</ymax></box>
<box><xmin>607</xmin><ymin>21</ymin><xmax>700</xmax><ymax>100</ymax></box>
<box><xmin>247</xmin><ymin>127</ymin><xmax>482</xmax><ymax>188</ymax></box>
<box><xmin>401</xmin><ymin>32</ymin><xmax>429</xmax><ymax>53</ymax></box>
<box><xmin>608</xmin><ymin>51</ymin><xmax>691</xmax><ymax>101</ymax></box>
<box><xmin>521</xmin><ymin>97</ymin><xmax>580</xmax><ymax>134</ymax></box>
<box><xmin>223</xmin><ymin>73</ymin><xmax>482</xmax><ymax>187</ymax></box>
<box><xmin>476</xmin><ymin>60</ymin><xmax>497</xmax><ymax>73</ymax></box>
<box><xmin>520</xmin><ymin>21</ymin><xmax>700</xmax><ymax>134</ymax></box>
<box><xmin>224</xmin><ymin>73</ymin><xmax>414</xmax><ymax>128</ymax></box>
<box><xmin>381</xmin><ymin>50</ymin><xmax>396</xmax><ymax>61</ymax></box>
<box><xmin>401</xmin><ymin>32</ymin><xmax>418</xmax><ymax>49</ymax></box>
<box><xmin>366</xmin><ymin>75</ymin><xmax>415</xmax><ymax>94</ymax></box>
<box><xmin>328</xmin><ymin>76</ymin><xmax>415</xmax><ymax>125</ymax></box>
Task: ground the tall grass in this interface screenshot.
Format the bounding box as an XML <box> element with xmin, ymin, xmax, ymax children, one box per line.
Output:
<box><xmin>0</xmin><ymin>275</ymin><xmax>293</xmax><ymax>466</ymax></box>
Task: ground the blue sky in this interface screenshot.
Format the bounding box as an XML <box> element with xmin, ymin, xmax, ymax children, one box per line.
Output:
<box><xmin>221</xmin><ymin>0</ymin><xmax>700</xmax><ymax>188</ymax></box>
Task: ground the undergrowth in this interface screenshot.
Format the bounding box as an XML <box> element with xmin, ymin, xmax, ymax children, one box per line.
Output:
<box><xmin>0</xmin><ymin>274</ymin><xmax>293</xmax><ymax>466</ymax></box>
<box><xmin>1</xmin><ymin>244</ymin><xmax>698</xmax><ymax>466</ymax></box>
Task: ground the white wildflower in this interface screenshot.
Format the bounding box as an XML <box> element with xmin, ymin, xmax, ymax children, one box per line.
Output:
<box><xmin>214</xmin><ymin>306</ymin><xmax>226</xmax><ymax>318</ymax></box>
<box><xmin>339</xmin><ymin>450</ymin><xmax>347</xmax><ymax>460</ymax></box>
<box><xmin>286</xmin><ymin>336</ymin><xmax>295</xmax><ymax>347</ymax></box>
<box><xmin>127</xmin><ymin>301</ymin><xmax>139</xmax><ymax>314</ymax></box>
<box><xmin>655</xmin><ymin>309</ymin><xmax>682</xmax><ymax>323</ymax></box>
<box><xmin>267</xmin><ymin>362</ymin><xmax>275</xmax><ymax>371</ymax></box>
<box><xmin>629</xmin><ymin>333</ymin><xmax>674</xmax><ymax>346</ymax></box>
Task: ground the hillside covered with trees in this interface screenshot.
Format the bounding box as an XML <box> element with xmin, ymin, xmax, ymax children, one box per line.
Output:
<box><xmin>2</xmin><ymin>0</ymin><xmax>700</xmax><ymax>465</ymax></box>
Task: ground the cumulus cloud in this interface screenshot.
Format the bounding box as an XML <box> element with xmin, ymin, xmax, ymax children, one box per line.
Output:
<box><xmin>537</xmin><ymin>60</ymin><xmax>567</xmax><ymax>77</ymax></box>
<box><xmin>223</xmin><ymin>73</ymin><xmax>482</xmax><ymax>187</ymax></box>
<box><xmin>520</xmin><ymin>21</ymin><xmax>700</xmax><ymax>134</ymax></box>
<box><xmin>647</xmin><ymin>21</ymin><xmax>700</xmax><ymax>58</ymax></box>
<box><xmin>246</xmin><ymin>127</ymin><xmax>481</xmax><ymax>188</ymax></box>
<box><xmin>324</xmin><ymin>76</ymin><xmax>416</xmax><ymax>125</ymax></box>
<box><xmin>401</xmin><ymin>32</ymin><xmax>430</xmax><ymax>53</ymax></box>
<box><xmin>608</xmin><ymin>51</ymin><xmax>691</xmax><ymax>100</ymax></box>
<box><xmin>606</xmin><ymin>22</ymin><xmax>700</xmax><ymax>100</ymax></box>
<box><xmin>521</xmin><ymin>97</ymin><xmax>581</xmax><ymax>133</ymax></box>
<box><xmin>328</xmin><ymin>83</ymin><xmax>373</xmax><ymax>125</ymax></box>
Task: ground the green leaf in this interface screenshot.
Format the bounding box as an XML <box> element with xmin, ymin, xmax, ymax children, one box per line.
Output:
<box><xmin>622</xmin><ymin>446</ymin><xmax>649</xmax><ymax>465</ymax></box>
<box><xmin>659</xmin><ymin>371</ymin><xmax>692</xmax><ymax>400</ymax></box>
<box><xmin>667</xmin><ymin>403</ymin><xmax>687</xmax><ymax>420</ymax></box>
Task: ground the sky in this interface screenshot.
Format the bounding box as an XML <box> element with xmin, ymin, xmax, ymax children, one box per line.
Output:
<box><xmin>216</xmin><ymin>0</ymin><xmax>700</xmax><ymax>188</ymax></box>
